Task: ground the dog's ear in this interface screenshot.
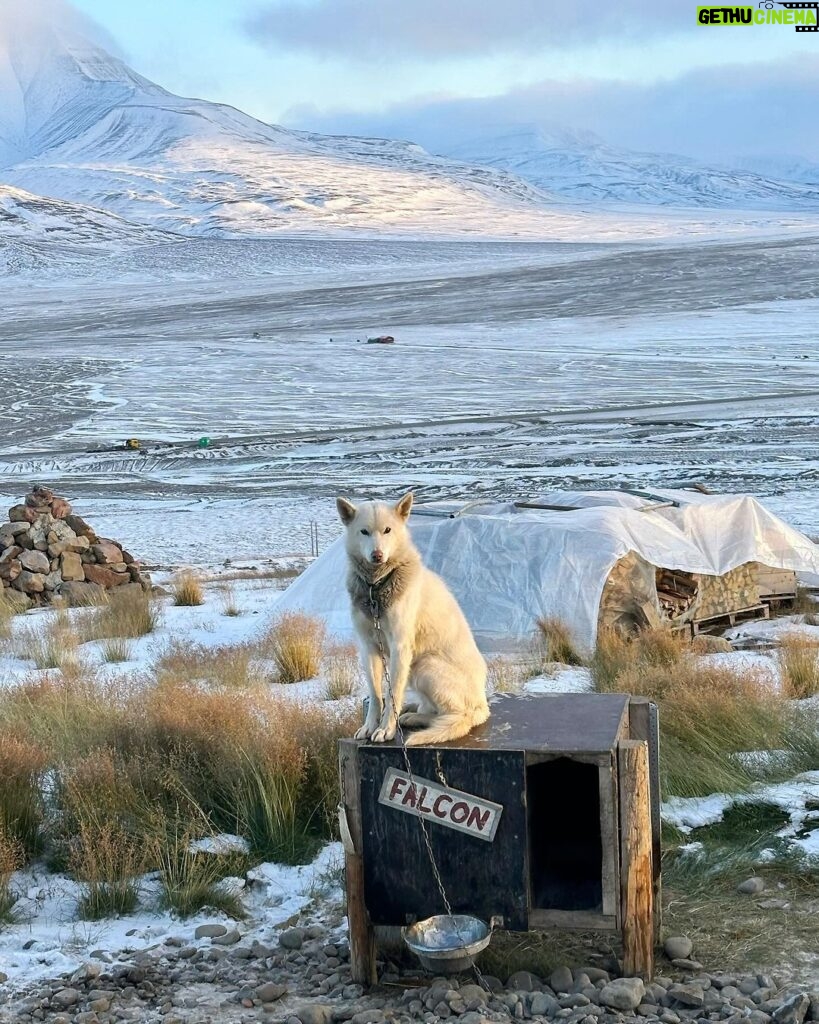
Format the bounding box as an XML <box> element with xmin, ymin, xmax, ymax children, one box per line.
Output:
<box><xmin>394</xmin><ymin>492</ymin><xmax>413</xmax><ymax>520</ymax></box>
<box><xmin>336</xmin><ymin>497</ymin><xmax>357</xmax><ymax>525</ymax></box>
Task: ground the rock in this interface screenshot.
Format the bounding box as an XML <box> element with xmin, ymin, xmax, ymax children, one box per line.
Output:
<box><xmin>0</xmin><ymin>970</ymin><xmax>7</xmax><ymax>983</ymax></box>
<box><xmin>668</xmin><ymin>985</ymin><xmax>705</xmax><ymax>1008</ymax></box>
<box><xmin>9</xmin><ymin>504</ymin><xmax>37</xmax><ymax>523</ymax></box>
<box><xmin>84</xmin><ymin>563</ymin><xmax>129</xmax><ymax>588</ymax></box>
<box><xmin>509</xmin><ymin>971</ymin><xmax>542</xmax><ymax>992</ymax></box>
<box><xmin>691</xmin><ymin>635</ymin><xmax>733</xmax><ymax>654</ymax></box>
<box><xmin>93</xmin><ymin>540</ymin><xmax>124</xmax><ymax>565</ymax></box>
<box><xmin>280</xmin><ymin>927</ymin><xmax>306</xmax><ymax>950</ymax></box>
<box><xmin>532</xmin><ymin>993</ymin><xmax>561</xmax><ymax>1017</ymax></box>
<box><xmin>0</xmin><ymin>522</ymin><xmax>30</xmax><ymax>541</ymax></box>
<box><xmin>65</xmin><ymin>515</ymin><xmax>98</xmax><ymax>541</ymax></box>
<box><xmin>351</xmin><ymin>1012</ymin><xmax>386</xmax><ymax>1024</ymax></box>
<box><xmin>807</xmin><ymin>995</ymin><xmax>819</xmax><ymax>1022</ymax></box>
<box><xmin>59</xmin><ymin>580</ymin><xmax>106</xmax><ymax>606</ymax></box>
<box><xmin>600</xmin><ymin>979</ymin><xmax>646</xmax><ymax>1012</ymax></box>
<box><xmin>52</xmin><ymin>988</ymin><xmax>81</xmax><ymax>1008</ymax></box>
<box><xmin>195</xmin><ymin>923</ymin><xmax>227</xmax><ymax>939</ymax></box>
<box><xmin>773</xmin><ymin>995</ymin><xmax>811</xmax><ymax>1024</ymax></box>
<box><xmin>459</xmin><ymin>984</ymin><xmax>489</xmax><ymax>1005</ymax></box>
<box><xmin>43</xmin><ymin>571</ymin><xmax>62</xmax><ymax>591</ymax></box>
<box><xmin>51</xmin><ymin>498</ymin><xmax>72</xmax><ymax>519</ymax></box>
<box><xmin>19</xmin><ymin>549</ymin><xmax>50</xmax><ymax>574</ymax></box>
<box><xmin>14</xmin><ymin>570</ymin><xmax>46</xmax><ymax>593</ymax></box>
<box><xmin>551</xmin><ymin>967</ymin><xmax>575</xmax><ymax>994</ymax></box>
<box><xmin>0</xmin><ymin>557</ymin><xmax>22</xmax><ymax>583</ymax></box>
<box><xmin>211</xmin><ymin>928</ymin><xmax>241</xmax><ymax>945</ymax></box>
<box><xmin>671</xmin><ymin>959</ymin><xmax>703</xmax><ymax>971</ymax></box>
<box><xmin>255</xmin><ymin>982</ymin><xmax>287</xmax><ymax>1002</ymax></box>
<box><xmin>298</xmin><ymin>1005</ymin><xmax>334</xmax><ymax>1024</ymax></box>
<box><xmin>60</xmin><ymin>551</ymin><xmax>86</xmax><ymax>582</ymax></box>
<box><xmin>664</xmin><ymin>936</ymin><xmax>694</xmax><ymax>960</ymax></box>
<box><xmin>738</xmin><ymin>877</ymin><xmax>766</xmax><ymax>895</ymax></box>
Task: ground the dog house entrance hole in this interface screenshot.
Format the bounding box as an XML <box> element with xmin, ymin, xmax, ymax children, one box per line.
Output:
<box><xmin>527</xmin><ymin>758</ymin><xmax>603</xmax><ymax>912</ymax></box>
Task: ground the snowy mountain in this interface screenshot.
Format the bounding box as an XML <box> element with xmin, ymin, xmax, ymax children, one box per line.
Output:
<box><xmin>0</xmin><ymin>15</ymin><xmax>569</xmax><ymax>240</ymax></box>
<box><xmin>443</xmin><ymin>126</ymin><xmax>819</xmax><ymax>211</ymax></box>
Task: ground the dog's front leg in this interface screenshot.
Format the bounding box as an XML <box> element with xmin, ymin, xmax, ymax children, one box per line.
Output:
<box><xmin>354</xmin><ymin>648</ymin><xmax>384</xmax><ymax>740</ymax></box>
<box><xmin>372</xmin><ymin>643</ymin><xmax>410</xmax><ymax>743</ymax></box>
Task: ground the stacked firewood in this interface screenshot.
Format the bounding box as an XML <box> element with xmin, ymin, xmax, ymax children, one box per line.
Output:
<box><xmin>655</xmin><ymin>568</ymin><xmax>698</xmax><ymax>621</ymax></box>
<box><xmin>695</xmin><ymin>562</ymin><xmax>760</xmax><ymax>620</ymax></box>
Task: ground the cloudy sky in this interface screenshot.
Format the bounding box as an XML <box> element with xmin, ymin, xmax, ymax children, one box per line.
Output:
<box><xmin>66</xmin><ymin>0</ymin><xmax>819</xmax><ymax>164</ymax></box>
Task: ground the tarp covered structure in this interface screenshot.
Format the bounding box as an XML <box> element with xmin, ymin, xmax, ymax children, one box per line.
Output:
<box><xmin>274</xmin><ymin>490</ymin><xmax>819</xmax><ymax>653</ymax></box>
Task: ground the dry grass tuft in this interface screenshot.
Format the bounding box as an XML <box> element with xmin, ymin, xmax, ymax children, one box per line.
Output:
<box><xmin>0</xmin><ymin>594</ymin><xmax>13</xmax><ymax>639</ymax></box>
<box><xmin>0</xmin><ymin>828</ymin><xmax>23</xmax><ymax>924</ymax></box>
<box><xmin>536</xmin><ymin>617</ymin><xmax>585</xmax><ymax>666</ymax></box>
<box><xmin>85</xmin><ymin>589</ymin><xmax>161</xmax><ymax>640</ymax></box>
<box><xmin>218</xmin><ymin>582</ymin><xmax>241</xmax><ymax>617</ymax></box>
<box><xmin>590</xmin><ymin>627</ymin><xmax>814</xmax><ymax>798</ymax></box>
<box><xmin>71</xmin><ymin>821</ymin><xmax>144</xmax><ymax>920</ymax></box>
<box><xmin>154</xmin><ymin>827</ymin><xmax>245</xmax><ymax>919</ymax></box>
<box><xmin>172</xmin><ymin>572</ymin><xmax>205</xmax><ymax>607</ymax></box>
<box><xmin>0</xmin><ymin>734</ymin><xmax>46</xmax><ymax>860</ymax></box>
<box><xmin>323</xmin><ymin>643</ymin><xmax>360</xmax><ymax>700</ymax></box>
<box><xmin>100</xmin><ymin>637</ymin><xmax>134</xmax><ymax>663</ymax></box>
<box><xmin>777</xmin><ymin>633</ymin><xmax>819</xmax><ymax>699</ymax></box>
<box><xmin>263</xmin><ymin>612</ymin><xmax>326</xmax><ymax>683</ymax></box>
<box><xmin>486</xmin><ymin>656</ymin><xmax>525</xmax><ymax>694</ymax></box>
<box><xmin>14</xmin><ymin>611</ymin><xmax>81</xmax><ymax>671</ymax></box>
<box><xmin>156</xmin><ymin>641</ymin><xmax>264</xmax><ymax>689</ymax></box>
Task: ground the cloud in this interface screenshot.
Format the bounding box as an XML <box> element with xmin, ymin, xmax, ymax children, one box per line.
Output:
<box><xmin>285</xmin><ymin>56</ymin><xmax>819</xmax><ymax>165</ymax></box>
<box><xmin>0</xmin><ymin>0</ymin><xmax>122</xmax><ymax>55</ymax></box>
<box><xmin>245</xmin><ymin>0</ymin><xmax>693</xmax><ymax>59</ymax></box>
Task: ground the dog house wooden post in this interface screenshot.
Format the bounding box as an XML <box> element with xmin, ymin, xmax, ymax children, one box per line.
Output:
<box><xmin>339</xmin><ymin>693</ymin><xmax>660</xmax><ymax>985</ymax></box>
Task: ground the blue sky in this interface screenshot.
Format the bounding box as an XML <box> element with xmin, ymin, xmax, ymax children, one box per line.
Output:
<box><xmin>66</xmin><ymin>0</ymin><xmax>819</xmax><ymax>163</ymax></box>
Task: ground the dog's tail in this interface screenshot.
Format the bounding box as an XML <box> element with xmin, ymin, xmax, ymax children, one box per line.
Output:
<box><xmin>404</xmin><ymin>704</ymin><xmax>490</xmax><ymax>747</ymax></box>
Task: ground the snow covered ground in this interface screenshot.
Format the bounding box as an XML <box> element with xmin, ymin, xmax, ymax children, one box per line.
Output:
<box><xmin>1</xmin><ymin>233</ymin><xmax>819</xmax><ymax>565</ymax></box>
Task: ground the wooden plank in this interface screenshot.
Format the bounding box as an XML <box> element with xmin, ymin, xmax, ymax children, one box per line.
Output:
<box><xmin>598</xmin><ymin>757</ymin><xmax>618</xmax><ymax>920</ymax></box>
<box><xmin>368</xmin><ymin>692</ymin><xmax>631</xmax><ymax>754</ymax></box>
<box><xmin>359</xmin><ymin>746</ymin><xmax>529</xmax><ymax>930</ymax></box>
<box><xmin>628</xmin><ymin>699</ymin><xmax>662</xmax><ymax>943</ymax></box>
<box><xmin>339</xmin><ymin>739</ymin><xmax>377</xmax><ymax>988</ymax></box>
<box><xmin>618</xmin><ymin>740</ymin><xmax>654</xmax><ymax>980</ymax></box>
<box><xmin>528</xmin><ymin>909</ymin><xmax>617</xmax><ymax>930</ymax></box>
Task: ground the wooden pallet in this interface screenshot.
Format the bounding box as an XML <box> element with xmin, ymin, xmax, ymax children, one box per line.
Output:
<box><xmin>690</xmin><ymin>603</ymin><xmax>770</xmax><ymax>636</ymax></box>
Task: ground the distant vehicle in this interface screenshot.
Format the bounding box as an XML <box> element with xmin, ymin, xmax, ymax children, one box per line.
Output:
<box><xmin>367</xmin><ymin>335</ymin><xmax>395</xmax><ymax>344</ymax></box>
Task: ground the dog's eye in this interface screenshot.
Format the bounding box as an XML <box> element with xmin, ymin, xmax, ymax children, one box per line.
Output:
<box><xmin>384</xmin><ymin>527</ymin><xmax>391</xmax><ymax>534</ymax></box>
<box><xmin>360</xmin><ymin>529</ymin><xmax>369</xmax><ymax>536</ymax></box>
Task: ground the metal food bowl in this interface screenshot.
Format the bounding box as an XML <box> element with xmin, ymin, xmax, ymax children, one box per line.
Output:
<box><xmin>403</xmin><ymin>914</ymin><xmax>491</xmax><ymax>973</ymax></box>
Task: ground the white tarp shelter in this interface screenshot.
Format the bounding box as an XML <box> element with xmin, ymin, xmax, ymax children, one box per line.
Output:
<box><xmin>274</xmin><ymin>489</ymin><xmax>819</xmax><ymax>653</ymax></box>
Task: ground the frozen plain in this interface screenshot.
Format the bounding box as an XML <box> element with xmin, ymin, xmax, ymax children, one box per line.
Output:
<box><xmin>1</xmin><ymin>231</ymin><xmax>818</xmax><ymax>563</ymax></box>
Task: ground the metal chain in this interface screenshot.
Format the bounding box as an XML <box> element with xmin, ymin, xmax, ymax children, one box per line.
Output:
<box><xmin>368</xmin><ymin>586</ymin><xmax>489</xmax><ymax>989</ymax></box>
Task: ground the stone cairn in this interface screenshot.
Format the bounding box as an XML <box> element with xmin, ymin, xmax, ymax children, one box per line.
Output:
<box><xmin>0</xmin><ymin>486</ymin><xmax>150</xmax><ymax>610</ymax></box>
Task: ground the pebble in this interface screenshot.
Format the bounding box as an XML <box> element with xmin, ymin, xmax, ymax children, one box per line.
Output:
<box><xmin>738</xmin><ymin>877</ymin><xmax>766</xmax><ymax>895</ymax></box>
<box><xmin>551</xmin><ymin>967</ymin><xmax>575</xmax><ymax>994</ymax></box>
<box><xmin>211</xmin><ymin>928</ymin><xmax>241</xmax><ymax>946</ymax></box>
<box><xmin>51</xmin><ymin>988</ymin><xmax>81</xmax><ymax>1008</ymax></box>
<box><xmin>194</xmin><ymin>923</ymin><xmax>227</xmax><ymax>939</ymax></box>
<box><xmin>281</xmin><ymin>927</ymin><xmax>307</xmax><ymax>950</ymax></box>
<box><xmin>599</xmin><ymin>978</ymin><xmax>646</xmax><ymax>1011</ymax></box>
<box><xmin>509</xmin><ymin>971</ymin><xmax>542</xmax><ymax>992</ymax></box>
<box><xmin>664</xmin><ymin>937</ymin><xmax>694</xmax><ymax>961</ymax></box>
<box><xmin>772</xmin><ymin>993</ymin><xmax>810</xmax><ymax>1024</ymax></box>
<box><xmin>255</xmin><ymin>982</ymin><xmax>287</xmax><ymax>1002</ymax></box>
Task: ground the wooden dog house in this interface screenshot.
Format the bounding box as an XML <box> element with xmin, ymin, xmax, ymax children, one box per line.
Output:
<box><xmin>339</xmin><ymin>692</ymin><xmax>661</xmax><ymax>983</ymax></box>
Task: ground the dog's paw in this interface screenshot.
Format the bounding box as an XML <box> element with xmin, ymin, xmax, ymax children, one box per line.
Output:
<box><xmin>354</xmin><ymin>725</ymin><xmax>372</xmax><ymax>740</ymax></box>
<box><xmin>371</xmin><ymin>724</ymin><xmax>397</xmax><ymax>743</ymax></box>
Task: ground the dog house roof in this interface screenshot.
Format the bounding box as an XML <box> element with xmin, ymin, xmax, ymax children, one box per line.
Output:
<box><xmin>276</xmin><ymin>489</ymin><xmax>819</xmax><ymax>652</ymax></box>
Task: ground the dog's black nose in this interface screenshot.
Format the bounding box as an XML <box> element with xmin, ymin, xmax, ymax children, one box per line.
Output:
<box><xmin>371</xmin><ymin>550</ymin><xmax>384</xmax><ymax>563</ymax></box>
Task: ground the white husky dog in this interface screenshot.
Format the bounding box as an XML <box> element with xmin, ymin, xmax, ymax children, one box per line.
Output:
<box><xmin>336</xmin><ymin>492</ymin><xmax>490</xmax><ymax>746</ymax></box>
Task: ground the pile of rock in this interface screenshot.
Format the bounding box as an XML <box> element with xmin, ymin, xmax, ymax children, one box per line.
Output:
<box><xmin>0</xmin><ymin>486</ymin><xmax>150</xmax><ymax>610</ymax></box>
